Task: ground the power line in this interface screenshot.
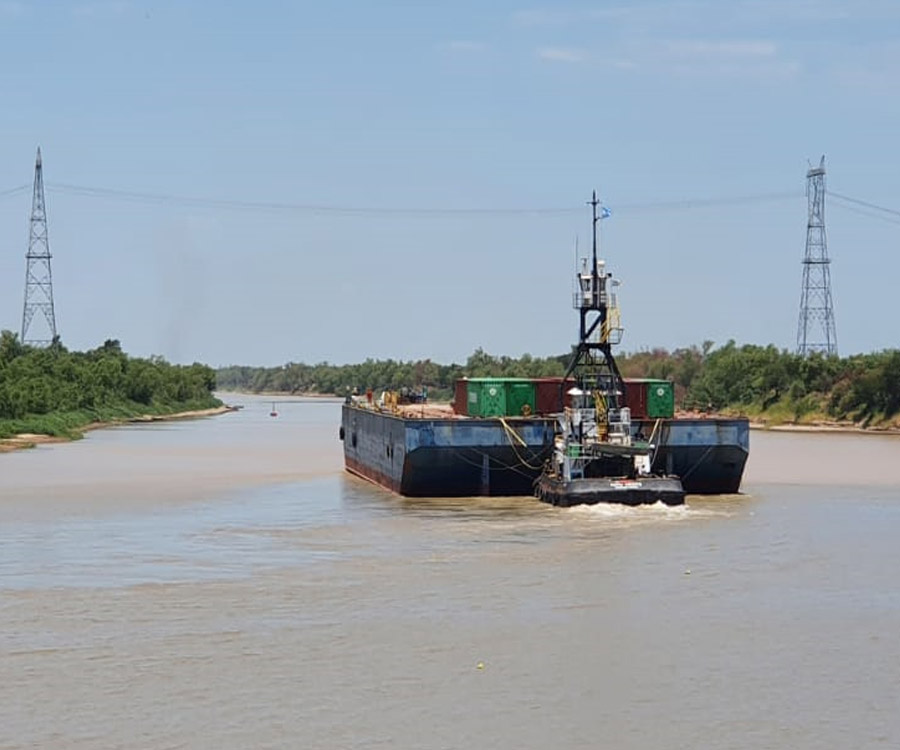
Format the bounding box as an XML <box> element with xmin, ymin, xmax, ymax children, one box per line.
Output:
<box><xmin>0</xmin><ymin>184</ymin><xmax>29</xmax><ymax>200</ymax></box>
<box><xmin>829</xmin><ymin>197</ymin><xmax>900</xmax><ymax>226</ymax></box>
<box><xmin>2</xmin><ymin>180</ymin><xmax>896</xmax><ymax>222</ymax></box>
<box><xmin>46</xmin><ymin>183</ymin><xmax>582</xmax><ymax>216</ymax></box>
<box><xmin>616</xmin><ymin>191</ymin><xmax>801</xmax><ymax>213</ymax></box>
<box><xmin>40</xmin><ymin>182</ymin><xmax>801</xmax><ymax>217</ymax></box>
<box><xmin>828</xmin><ymin>190</ymin><xmax>900</xmax><ymax>220</ymax></box>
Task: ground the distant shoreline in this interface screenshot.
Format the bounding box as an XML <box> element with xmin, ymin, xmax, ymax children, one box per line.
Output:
<box><xmin>748</xmin><ymin>420</ymin><xmax>900</xmax><ymax>436</ymax></box>
<box><xmin>217</xmin><ymin>390</ymin><xmax>340</xmax><ymax>400</ymax></box>
<box><xmin>222</xmin><ymin>394</ymin><xmax>900</xmax><ymax>437</ymax></box>
<box><xmin>676</xmin><ymin>412</ymin><xmax>900</xmax><ymax>436</ymax></box>
<box><xmin>0</xmin><ymin>405</ymin><xmax>235</xmax><ymax>454</ymax></box>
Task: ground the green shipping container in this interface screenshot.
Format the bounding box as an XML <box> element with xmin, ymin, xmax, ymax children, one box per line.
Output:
<box><xmin>466</xmin><ymin>386</ymin><xmax>478</xmax><ymax>415</ymax></box>
<box><xmin>464</xmin><ymin>378</ymin><xmax>538</xmax><ymax>417</ymax></box>
<box><xmin>646</xmin><ymin>380</ymin><xmax>675</xmax><ymax>418</ymax></box>
<box><xmin>468</xmin><ymin>379</ymin><xmax>507</xmax><ymax>417</ymax></box>
<box><xmin>506</xmin><ymin>381</ymin><xmax>536</xmax><ymax>417</ymax></box>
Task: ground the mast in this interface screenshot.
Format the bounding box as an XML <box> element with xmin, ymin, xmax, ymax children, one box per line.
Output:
<box><xmin>591</xmin><ymin>189</ymin><xmax>599</xmax><ymax>311</ymax></box>
<box><xmin>560</xmin><ymin>191</ymin><xmax>623</xmax><ymax>406</ymax></box>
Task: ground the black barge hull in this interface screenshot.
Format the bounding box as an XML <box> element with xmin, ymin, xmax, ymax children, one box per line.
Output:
<box><xmin>643</xmin><ymin>418</ymin><xmax>749</xmax><ymax>494</ymax></box>
<box><xmin>342</xmin><ymin>404</ymin><xmax>554</xmax><ymax>496</ymax></box>
<box><xmin>341</xmin><ymin>405</ymin><xmax>748</xmax><ymax>497</ymax></box>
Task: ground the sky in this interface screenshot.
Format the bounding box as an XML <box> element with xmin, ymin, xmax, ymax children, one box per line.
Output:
<box><xmin>1</xmin><ymin>0</ymin><xmax>899</xmax><ymax>366</ymax></box>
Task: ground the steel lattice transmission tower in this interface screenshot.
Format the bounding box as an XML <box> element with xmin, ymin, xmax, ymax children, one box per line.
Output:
<box><xmin>21</xmin><ymin>147</ymin><xmax>58</xmax><ymax>347</ymax></box>
<box><xmin>796</xmin><ymin>156</ymin><xmax>837</xmax><ymax>356</ymax></box>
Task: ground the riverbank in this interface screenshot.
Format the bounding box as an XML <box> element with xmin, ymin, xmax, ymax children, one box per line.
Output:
<box><xmin>0</xmin><ymin>405</ymin><xmax>235</xmax><ymax>454</ymax></box>
<box><xmin>217</xmin><ymin>390</ymin><xmax>342</xmax><ymax>400</ymax></box>
<box><xmin>219</xmin><ymin>395</ymin><xmax>900</xmax><ymax>437</ymax></box>
<box><xmin>751</xmin><ymin>420</ymin><xmax>900</xmax><ymax>436</ymax></box>
<box><xmin>675</xmin><ymin>408</ymin><xmax>900</xmax><ymax>436</ymax></box>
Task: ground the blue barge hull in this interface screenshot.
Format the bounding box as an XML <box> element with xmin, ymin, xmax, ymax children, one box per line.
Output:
<box><xmin>341</xmin><ymin>405</ymin><xmax>749</xmax><ymax>497</ymax></box>
<box><xmin>342</xmin><ymin>404</ymin><xmax>555</xmax><ymax>496</ymax></box>
<box><xmin>643</xmin><ymin>418</ymin><xmax>749</xmax><ymax>494</ymax></box>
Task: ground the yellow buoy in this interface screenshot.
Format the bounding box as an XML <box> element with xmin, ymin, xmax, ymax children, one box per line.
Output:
<box><xmin>476</xmin><ymin>662</ymin><xmax>485</xmax><ymax>670</ymax></box>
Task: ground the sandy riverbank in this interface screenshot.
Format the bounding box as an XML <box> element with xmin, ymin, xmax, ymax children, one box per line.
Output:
<box><xmin>674</xmin><ymin>409</ymin><xmax>900</xmax><ymax>436</ymax></box>
<box><xmin>0</xmin><ymin>405</ymin><xmax>235</xmax><ymax>454</ymax></box>
<box><xmin>750</xmin><ymin>421</ymin><xmax>900</xmax><ymax>436</ymax></box>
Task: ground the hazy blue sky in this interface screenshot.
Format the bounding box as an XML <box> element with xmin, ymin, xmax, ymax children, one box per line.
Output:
<box><xmin>1</xmin><ymin>0</ymin><xmax>899</xmax><ymax>366</ymax></box>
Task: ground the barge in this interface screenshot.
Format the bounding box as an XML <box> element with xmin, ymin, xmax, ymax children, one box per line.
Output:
<box><xmin>340</xmin><ymin>190</ymin><xmax>749</xmax><ymax>501</ymax></box>
<box><xmin>341</xmin><ymin>399</ymin><xmax>747</xmax><ymax>497</ymax></box>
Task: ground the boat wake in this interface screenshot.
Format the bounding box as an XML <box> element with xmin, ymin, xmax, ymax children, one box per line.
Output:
<box><xmin>565</xmin><ymin>500</ymin><xmax>729</xmax><ymax>523</ymax></box>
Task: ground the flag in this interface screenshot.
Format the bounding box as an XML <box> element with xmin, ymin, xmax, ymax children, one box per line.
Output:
<box><xmin>601</xmin><ymin>205</ymin><xmax>611</xmax><ymax>219</ymax></box>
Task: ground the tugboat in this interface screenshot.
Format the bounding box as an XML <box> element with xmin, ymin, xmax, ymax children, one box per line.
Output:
<box><xmin>534</xmin><ymin>192</ymin><xmax>685</xmax><ymax>507</ymax></box>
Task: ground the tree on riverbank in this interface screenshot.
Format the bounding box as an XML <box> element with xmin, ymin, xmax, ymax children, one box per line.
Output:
<box><xmin>0</xmin><ymin>331</ymin><xmax>220</xmax><ymax>438</ymax></box>
<box><xmin>686</xmin><ymin>342</ymin><xmax>900</xmax><ymax>425</ymax></box>
<box><xmin>216</xmin><ymin>349</ymin><xmax>570</xmax><ymax>400</ymax></box>
<box><xmin>218</xmin><ymin>342</ymin><xmax>900</xmax><ymax>427</ymax></box>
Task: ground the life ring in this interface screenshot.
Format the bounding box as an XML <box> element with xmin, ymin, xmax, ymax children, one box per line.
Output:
<box><xmin>521</xmin><ymin>403</ymin><xmax>532</xmax><ymax>416</ymax></box>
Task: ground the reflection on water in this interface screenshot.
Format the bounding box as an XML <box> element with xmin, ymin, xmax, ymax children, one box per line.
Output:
<box><xmin>1</xmin><ymin>398</ymin><xmax>899</xmax><ymax>749</ymax></box>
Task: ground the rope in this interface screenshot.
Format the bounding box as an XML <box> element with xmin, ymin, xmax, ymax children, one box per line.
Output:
<box><xmin>498</xmin><ymin>417</ymin><xmax>526</xmax><ymax>446</ymax></box>
<box><xmin>497</xmin><ymin>418</ymin><xmax>547</xmax><ymax>471</ymax></box>
<box><xmin>449</xmin><ymin>447</ymin><xmax>537</xmax><ymax>481</ymax></box>
<box><xmin>648</xmin><ymin>418</ymin><xmax>662</xmax><ymax>467</ymax></box>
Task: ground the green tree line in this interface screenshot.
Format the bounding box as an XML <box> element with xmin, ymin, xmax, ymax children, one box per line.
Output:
<box><xmin>218</xmin><ymin>342</ymin><xmax>900</xmax><ymax>426</ymax></box>
<box><xmin>216</xmin><ymin>348</ymin><xmax>571</xmax><ymax>401</ymax></box>
<box><xmin>687</xmin><ymin>342</ymin><xmax>900</xmax><ymax>425</ymax></box>
<box><xmin>0</xmin><ymin>331</ymin><xmax>220</xmax><ymax>439</ymax></box>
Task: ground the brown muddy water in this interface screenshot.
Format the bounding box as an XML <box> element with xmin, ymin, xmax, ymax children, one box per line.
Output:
<box><xmin>2</xmin><ymin>397</ymin><xmax>899</xmax><ymax>749</ymax></box>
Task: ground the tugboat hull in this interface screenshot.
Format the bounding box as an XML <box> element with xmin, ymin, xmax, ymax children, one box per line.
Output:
<box><xmin>535</xmin><ymin>474</ymin><xmax>685</xmax><ymax>507</ymax></box>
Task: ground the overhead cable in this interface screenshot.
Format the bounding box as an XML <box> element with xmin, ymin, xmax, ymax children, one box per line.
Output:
<box><xmin>828</xmin><ymin>191</ymin><xmax>900</xmax><ymax>220</ymax></box>
<box><xmin>615</xmin><ymin>191</ymin><xmax>801</xmax><ymax>212</ymax></box>
<box><xmin>0</xmin><ymin>184</ymin><xmax>29</xmax><ymax>200</ymax></box>
<box><xmin>829</xmin><ymin>197</ymin><xmax>900</xmax><ymax>226</ymax></box>
<box><xmin>0</xmin><ymin>181</ymin><xmax>890</xmax><ymax>224</ymax></box>
<box><xmin>46</xmin><ymin>183</ymin><xmax>581</xmax><ymax>216</ymax></box>
<box><xmin>43</xmin><ymin>182</ymin><xmax>801</xmax><ymax>217</ymax></box>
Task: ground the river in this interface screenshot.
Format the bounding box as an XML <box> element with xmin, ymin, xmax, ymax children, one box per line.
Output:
<box><xmin>1</xmin><ymin>396</ymin><xmax>899</xmax><ymax>749</ymax></box>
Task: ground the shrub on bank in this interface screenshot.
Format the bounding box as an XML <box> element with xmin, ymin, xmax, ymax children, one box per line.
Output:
<box><xmin>0</xmin><ymin>331</ymin><xmax>220</xmax><ymax>438</ymax></box>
